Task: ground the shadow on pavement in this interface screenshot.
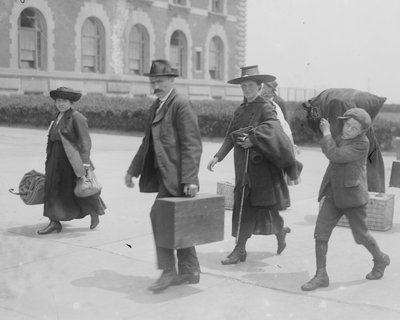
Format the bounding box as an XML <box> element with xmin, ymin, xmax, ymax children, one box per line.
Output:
<box><xmin>198</xmin><ymin>251</ymin><xmax>278</xmax><ymax>275</ymax></box>
<box><xmin>6</xmin><ymin>224</ymin><xmax>91</xmax><ymax>239</ymax></box>
<box><xmin>242</xmin><ymin>271</ymin><xmax>310</xmax><ymax>292</ymax></box>
<box><xmin>71</xmin><ymin>269</ymin><xmax>202</xmax><ymax>304</ymax></box>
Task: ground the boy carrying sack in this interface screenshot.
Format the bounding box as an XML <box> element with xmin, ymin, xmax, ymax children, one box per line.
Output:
<box><xmin>302</xmin><ymin>108</ymin><xmax>390</xmax><ymax>291</ymax></box>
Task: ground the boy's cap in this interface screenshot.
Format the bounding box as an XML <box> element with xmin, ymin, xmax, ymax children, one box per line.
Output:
<box><xmin>338</xmin><ymin>108</ymin><xmax>371</xmax><ymax>129</ymax></box>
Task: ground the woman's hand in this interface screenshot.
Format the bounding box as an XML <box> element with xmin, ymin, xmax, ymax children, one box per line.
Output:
<box><xmin>207</xmin><ymin>157</ymin><xmax>219</xmax><ymax>172</ymax></box>
<box><xmin>125</xmin><ymin>173</ymin><xmax>135</xmax><ymax>188</ymax></box>
<box><xmin>237</xmin><ymin>137</ymin><xmax>254</xmax><ymax>149</ymax></box>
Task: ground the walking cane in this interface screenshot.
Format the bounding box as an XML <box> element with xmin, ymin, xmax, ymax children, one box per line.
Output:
<box><xmin>236</xmin><ymin>147</ymin><xmax>250</xmax><ymax>244</ymax></box>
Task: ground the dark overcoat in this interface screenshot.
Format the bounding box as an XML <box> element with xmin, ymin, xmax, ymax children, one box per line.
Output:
<box><xmin>215</xmin><ymin>96</ymin><xmax>295</xmax><ymax>236</ymax></box>
<box><xmin>128</xmin><ymin>89</ymin><xmax>202</xmax><ymax>196</ymax></box>
<box><xmin>318</xmin><ymin>133</ymin><xmax>370</xmax><ymax>209</ymax></box>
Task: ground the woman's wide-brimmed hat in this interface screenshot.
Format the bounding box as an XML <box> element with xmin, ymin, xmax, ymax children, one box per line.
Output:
<box><xmin>143</xmin><ymin>59</ymin><xmax>179</xmax><ymax>77</ymax></box>
<box><xmin>50</xmin><ymin>87</ymin><xmax>82</xmax><ymax>102</ymax></box>
<box><xmin>228</xmin><ymin>65</ymin><xmax>276</xmax><ymax>85</ymax></box>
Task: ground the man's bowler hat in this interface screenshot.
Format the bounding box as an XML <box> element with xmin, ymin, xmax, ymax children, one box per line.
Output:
<box><xmin>228</xmin><ymin>65</ymin><xmax>276</xmax><ymax>85</ymax></box>
<box><xmin>338</xmin><ymin>108</ymin><xmax>372</xmax><ymax>129</ymax></box>
<box><xmin>144</xmin><ymin>59</ymin><xmax>179</xmax><ymax>77</ymax></box>
<box><xmin>50</xmin><ymin>87</ymin><xmax>82</xmax><ymax>102</ymax></box>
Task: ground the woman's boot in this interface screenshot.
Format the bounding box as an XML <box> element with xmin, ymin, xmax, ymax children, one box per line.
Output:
<box><xmin>276</xmin><ymin>226</ymin><xmax>291</xmax><ymax>254</ymax></box>
<box><xmin>221</xmin><ymin>239</ymin><xmax>247</xmax><ymax>265</ymax></box>
<box><xmin>90</xmin><ymin>213</ymin><xmax>100</xmax><ymax>229</ymax></box>
<box><xmin>37</xmin><ymin>220</ymin><xmax>62</xmax><ymax>235</ymax></box>
<box><xmin>301</xmin><ymin>240</ymin><xmax>329</xmax><ymax>291</ymax></box>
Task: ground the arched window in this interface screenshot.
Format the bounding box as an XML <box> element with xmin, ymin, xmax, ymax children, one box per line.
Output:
<box><xmin>128</xmin><ymin>24</ymin><xmax>149</xmax><ymax>75</ymax></box>
<box><xmin>209</xmin><ymin>36</ymin><xmax>224</xmax><ymax>80</ymax></box>
<box><xmin>18</xmin><ymin>8</ymin><xmax>47</xmax><ymax>70</ymax></box>
<box><xmin>82</xmin><ymin>17</ymin><xmax>105</xmax><ymax>73</ymax></box>
<box><xmin>211</xmin><ymin>0</ymin><xmax>223</xmax><ymax>13</ymax></box>
<box><xmin>170</xmin><ymin>30</ymin><xmax>187</xmax><ymax>78</ymax></box>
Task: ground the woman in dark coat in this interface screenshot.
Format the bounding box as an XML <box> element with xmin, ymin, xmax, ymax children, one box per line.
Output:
<box><xmin>37</xmin><ymin>87</ymin><xmax>106</xmax><ymax>235</ymax></box>
<box><xmin>207</xmin><ymin>66</ymin><xmax>296</xmax><ymax>264</ymax></box>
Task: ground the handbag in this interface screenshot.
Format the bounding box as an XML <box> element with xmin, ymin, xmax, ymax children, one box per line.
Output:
<box><xmin>74</xmin><ymin>169</ymin><xmax>102</xmax><ymax>198</ymax></box>
<box><xmin>9</xmin><ymin>170</ymin><xmax>45</xmax><ymax>205</ymax></box>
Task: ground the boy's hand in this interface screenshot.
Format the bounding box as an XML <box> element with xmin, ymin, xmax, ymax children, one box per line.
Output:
<box><xmin>319</xmin><ymin>118</ymin><xmax>331</xmax><ymax>136</ymax></box>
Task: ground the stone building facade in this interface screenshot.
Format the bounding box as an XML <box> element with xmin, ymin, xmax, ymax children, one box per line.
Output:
<box><xmin>0</xmin><ymin>0</ymin><xmax>246</xmax><ymax>99</ymax></box>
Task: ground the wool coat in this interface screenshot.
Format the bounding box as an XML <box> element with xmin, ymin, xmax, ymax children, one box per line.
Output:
<box><xmin>128</xmin><ymin>89</ymin><xmax>202</xmax><ymax>196</ymax></box>
<box><xmin>318</xmin><ymin>133</ymin><xmax>370</xmax><ymax>209</ymax></box>
<box><xmin>44</xmin><ymin>108</ymin><xmax>105</xmax><ymax>221</ymax></box>
<box><xmin>215</xmin><ymin>96</ymin><xmax>294</xmax><ymax>236</ymax></box>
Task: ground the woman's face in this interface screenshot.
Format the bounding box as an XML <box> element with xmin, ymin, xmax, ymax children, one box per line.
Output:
<box><xmin>240</xmin><ymin>80</ymin><xmax>260</xmax><ymax>101</ymax></box>
<box><xmin>55</xmin><ymin>98</ymin><xmax>72</xmax><ymax>113</ymax></box>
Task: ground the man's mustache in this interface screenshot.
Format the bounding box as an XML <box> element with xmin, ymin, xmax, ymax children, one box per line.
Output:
<box><xmin>153</xmin><ymin>89</ymin><xmax>163</xmax><ymax>94</ymax></box>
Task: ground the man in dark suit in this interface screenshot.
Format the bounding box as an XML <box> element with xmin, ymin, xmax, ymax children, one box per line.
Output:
<box><xmin>301</xmin><ymin>108</ymin><xmax>390</xmax><ymax>291</ymax></box>
<box><xmin>125</xmin><ymin>60</ymin><xmax>203</xmax><ymax>293</ymax></box>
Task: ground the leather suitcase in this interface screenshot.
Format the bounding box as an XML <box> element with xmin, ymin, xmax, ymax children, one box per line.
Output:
<box><xmin>153</xmin><ymin>193</ymin><xmax>225</xmax><ymax>249</ymax></box>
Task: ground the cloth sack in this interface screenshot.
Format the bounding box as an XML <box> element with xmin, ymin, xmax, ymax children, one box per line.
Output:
<box><xmin>74</xmin><ymin>169</ymin><xmax>102</xmax><ymax>198</ymax></box>
<box><xmin>9</xmin><ymin>170</ymin><xmax>45</xmax><ymax>205</ymax></box>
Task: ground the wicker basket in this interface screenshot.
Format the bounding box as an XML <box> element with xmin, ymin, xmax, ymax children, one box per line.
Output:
<box><xmin>337</xmin><ymin>192</ymin><xmax>395</xmax><ymax>231</ymax></box>
<box><xmin>216</xmin><ymin>180</ymin><xmax>234</xmax><ymax>210</ymax></box>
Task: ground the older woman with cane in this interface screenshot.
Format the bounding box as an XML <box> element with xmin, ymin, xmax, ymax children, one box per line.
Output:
<box><xmin>37</xmin><ymin>87</ymin><xmax>106</xmax><ymax>234</ymax></box>
<box><xmin>207</xmin><ymin>66</ymin><xmax>296</xmax><ymax>264</ymax></box>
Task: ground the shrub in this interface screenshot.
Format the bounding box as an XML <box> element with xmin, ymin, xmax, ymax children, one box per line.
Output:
<box><xmin>1</xmin><ymin>94</ymin><xmax>399</xmax><ymax>150</ymax></box>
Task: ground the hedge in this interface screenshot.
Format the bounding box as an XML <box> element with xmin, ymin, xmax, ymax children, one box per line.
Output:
<box><xmin>0</xmin><ymin>94</ymin><xmax>399</xmax><ymax>150</ymax></box>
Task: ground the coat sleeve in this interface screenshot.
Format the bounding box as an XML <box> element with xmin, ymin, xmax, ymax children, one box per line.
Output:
<box><xmin>72</xmin><ymin>112</ymin><xmax>91</xmax><ymax>164</ymax></box>
<box><xmin>176</xmin><ymin>101</ymin><xmax>202</xmax><ymax>185</ymax></box>
<box><xmin>127</xmin><ymin>136</ymin><xmax>146</xmax><ymax>177</ymax></box>
<box><xmin>249</xmin><ymin>119</ymin><xmax>296</xmax><ymax>168</ymax></box>
<box><xmin>321</xmin><ymin>135</ymin><xmax>369</xmax><ymax>163</ymax></box>
<box><xmin>214</xmin><ymin>115</ymin><xmax>235</xmax><ymax>161</ymax></box>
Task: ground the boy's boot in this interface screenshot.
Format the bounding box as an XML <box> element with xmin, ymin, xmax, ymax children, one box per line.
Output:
<box><xmin>301</xmin><ymin>240</ymin><xmax>329</xmax><ymax>291</ymax></box>
<box><xmin>364</xmin><ymin>239</ymin><xmax>390</xmax><ymax>280</ymax></box>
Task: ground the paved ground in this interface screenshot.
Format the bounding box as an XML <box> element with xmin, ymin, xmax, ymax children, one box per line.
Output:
<box><xmin>1</xmin><ymin>126</ymin><xmax>399</xmax><ymax>320</ymax></box>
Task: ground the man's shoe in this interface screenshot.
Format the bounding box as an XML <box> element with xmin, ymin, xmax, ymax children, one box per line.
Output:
<box><xmin>90</xmin><ymin>213</ymin><xmax>100</xmax><ymax>230</ymax></box>
<box><xmin>276</xmin><ymin>226</ymin><xmax>291</xmax><ymax>255</ymax></box>
<box><xmin>37</xmin><ymin>221</ymin><xmax>62</xmax><ymax>235</ymax></box>
<box><xmin>301</xmin><ymin>269</ymin><xmax>329</xmax><ymax>291</ymax></box>
<box><xmin>366</xmin><ymin>253</ymin><xmax>390</xmax><ymax>280</ymax></box>
<box><xmin>174</xmin><ymin>271</ymin><xmax>200</xmax><ymax>285</ymax></box>
<box><xmin>221</xmin><ymin>246</ymin><xmax>247</xmax><ymax>265</ymax></box>
<box><xmin>147</xmin><ymin>270</ymin><xmax>178</xmax><ymax>293</ymax></box>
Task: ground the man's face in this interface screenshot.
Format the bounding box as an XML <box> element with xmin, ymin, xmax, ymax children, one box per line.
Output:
<box><xmin>342</xmin><ymin>118</ymin><xmax>363</xmax><ymax>140</ymax></box>
<box><xmin>150</xmin><ymin>76</ymin><xmax>174</xmax><ymax>99</ymax></box>
<box><xmin>240</xmin><ymin>80</ymin><xmax>260</xmax><ymax>101</ymax></box>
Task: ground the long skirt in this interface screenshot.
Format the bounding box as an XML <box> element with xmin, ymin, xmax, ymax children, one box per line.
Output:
<box><xmin>43</xmin><ymin>140</ymin><xmax>106</xmax><ymax>221</ymax></box>
<box><xmin>232</xmin><ymin>188</ymin><xmax>284</xmax><ymax>240</ymax></box>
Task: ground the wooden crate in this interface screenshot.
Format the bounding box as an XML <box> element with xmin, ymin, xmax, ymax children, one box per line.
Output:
<box><xmin>337</xmin><ymin>192</ymin><xmax>395</xmax><ymax>231</ymax></box>
<box><xmin>153</xmin><ymin>193</ymin><xmax>225</xmax><ymax>249</ymax></box>
<box><xmin>216</xmin><ymin>180</ymin><xmax>234</xmax><ymax>209</ymax></box>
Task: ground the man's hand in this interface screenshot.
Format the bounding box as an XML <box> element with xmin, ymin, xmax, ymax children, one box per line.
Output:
<box><xmin>125</xmin><ymin>173</ymin><xmax>135</xmax><ymax>188</ymax></box>
<box><xmin>207</xmin><ymin>157</ymin><xmax>219</xmax><ymax>172</ymax></box>
<box><xmin>319</xmin><ymin>118</ymin><xmax>331</xmax><ymax>136</ymax></box>
<box><xmin>183</xmin><ymin>184</ymin><xmax>198</xmax><ymax>197</ymax></box>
